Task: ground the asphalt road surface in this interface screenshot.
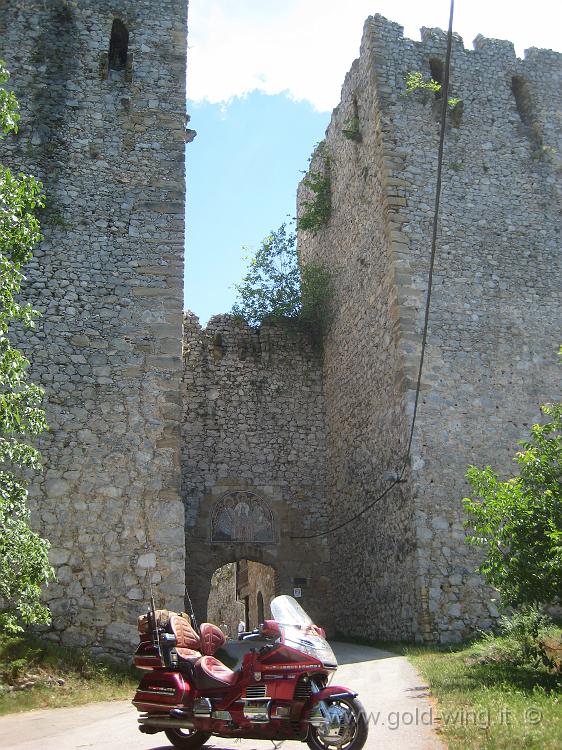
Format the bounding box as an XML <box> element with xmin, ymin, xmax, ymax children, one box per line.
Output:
<box><xmin>0</xmin><ymin>642</ymin><xmax>446</xmax><ymax>750</ymax></box>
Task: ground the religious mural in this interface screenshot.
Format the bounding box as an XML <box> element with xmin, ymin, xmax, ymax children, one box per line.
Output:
<box><xmin>211</xmin><ymin>491</ymin><xmax>275</xmax><ymax>543</ymax></box>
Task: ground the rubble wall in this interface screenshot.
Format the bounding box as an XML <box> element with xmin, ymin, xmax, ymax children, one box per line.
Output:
<box><xmin>1</xmin><ymin>0</ymin><xmax>187</xmax><ymax>655</ymax></box>
<box><xmin>182</xmin><ymin>314</ymin><xmax>333</xmax><ymax>633</ymax></box>
<box><xmin>298</xmin><ymin>15</ymin><xmax>561</xmax><ymax>641</ymax></box>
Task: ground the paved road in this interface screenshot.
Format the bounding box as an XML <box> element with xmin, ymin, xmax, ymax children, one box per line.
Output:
<box><xmin>0</xmin><ymin>642</ymin><xmax>446</xmax><ymax>750</ymax></box>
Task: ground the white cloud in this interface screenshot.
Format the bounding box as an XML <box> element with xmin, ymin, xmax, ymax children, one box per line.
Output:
<box><xmin>187</xmin><ymin>0</ymin><xmax>562</xmax><ymax>112</ymax></box>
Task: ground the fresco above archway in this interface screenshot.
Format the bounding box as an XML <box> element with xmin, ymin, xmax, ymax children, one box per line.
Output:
<box><xmin>210</xmin><ymin>491</ymin><xmax>275</xmax><ymax>543</ymax></box>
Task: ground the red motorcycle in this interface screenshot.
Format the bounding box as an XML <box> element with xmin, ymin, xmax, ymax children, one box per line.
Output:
<box><xmin>132</xmin><ymin>594</ymin><xmax>368</xmax><ymax>750</ymax></box>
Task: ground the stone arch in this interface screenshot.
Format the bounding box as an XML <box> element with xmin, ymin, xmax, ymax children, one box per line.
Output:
<box><xmin>257</xmin><ymin>590</ymin><xmax>265</xmax><ymax>624</ymax></box>
<box><xmin>185</xmin><ymin>482</ymin><xmax>332</xmax><ymax>633</ymax></box>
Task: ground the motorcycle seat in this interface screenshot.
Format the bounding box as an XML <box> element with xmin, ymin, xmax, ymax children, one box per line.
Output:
<box><xmin>170</xmin><ymin>615</ymin><xmax>202</xmax><ymax>662</ymax></box>
<box><xmin>196</xmin><ymin>655</ymin><xmax>238</xmax><ymax>688</ymax></box>
<box><xmin>199</xmin><ymin>622</ymin><xmax>226</xmax><ymax>655</ymax></box>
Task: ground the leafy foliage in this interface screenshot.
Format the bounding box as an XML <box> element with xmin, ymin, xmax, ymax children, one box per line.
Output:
<box><xmin>232</xmin><ymin>222</ymin><xmax>333</xmax><ymax>341</ymax></box>
<box><xmin>232</xmin><ymin>223</ymin><xmax>300</xmax><ymax>325</ymax></box>
<box><xmin>342</xmin><ymin>115</ymin><xmax>361</xmax><ymax>142</ymax></box>
<box><xmin>0</xmin><ymin>61</ymin><xmax>53</xmax><ymax>634</ymax></box>
<box><xmin>298</xmin><ymin>142</ymin><xmax>331</xmax><ymax>234</ymax></box>
<box><xmin>404</xmin><ymin>71</ymin><xmax>461</xmax><ymax>109</ymax></box>
<box><xmin>0</xmin><ymin>64</ymin><xmax>19</xmax><ymax>137</ymax></box>
<box><xmin>476</xmin><ymin>606</ymin><xmax>556</xmax><ymax>667</ymax></box>
<box><xmin>299</xmin><ymin>262</ymin><xmax>333</xmax><ymax>338</ymax></box>
<box><xmin>463</xmin><ymin>399</ymin><xmax>562</xmax><ymax>608</ymax></box>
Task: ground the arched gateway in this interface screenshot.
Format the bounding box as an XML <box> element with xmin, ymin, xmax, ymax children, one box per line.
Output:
<box><xmin>182</xmin><ymin>314</ymin><xmax>333</xmax><ymax>634</ymax></box>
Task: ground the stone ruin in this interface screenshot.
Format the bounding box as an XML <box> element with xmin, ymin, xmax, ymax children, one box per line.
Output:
<box><xmin>1</xmin><ymin>1</ymin><xmax>560</xmax><ymax>652</ymax></box>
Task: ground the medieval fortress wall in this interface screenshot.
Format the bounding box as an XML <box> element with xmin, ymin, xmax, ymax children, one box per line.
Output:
<box><xmin>298</xmin><ymin>16</ymin><xmax>561</xmax><ymax>641</ymax></box>
<box><xmin>1</xmin><ymin>0</ymin><xmax>187</xmax><ymax>655</ymax></box>
<box><xmin>1</xmin><ymin>2</ymin><xmax>560</xmax><ymax>652</ymax></box>
<box><xmin>181</xmin><ymin>314</ymin><xmax>333</xmax><ymax>633</ymax></box>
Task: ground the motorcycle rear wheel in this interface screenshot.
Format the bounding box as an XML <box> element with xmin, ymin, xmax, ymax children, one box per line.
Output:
<box><xmin>306</xmin><ymin>696</ymin><xmax>368</xmax><ymax>750</ymax></box>
<box><xmin>164</xmin><ymin>728</ymin><xmax>211</xmax><ymax>749</ymax></box>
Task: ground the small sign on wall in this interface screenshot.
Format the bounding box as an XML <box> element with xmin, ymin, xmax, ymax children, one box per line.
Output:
<box><xmin>293</xmin><ymin>587</ymin><xmax>302</xmax><ymax>598</ymax></box>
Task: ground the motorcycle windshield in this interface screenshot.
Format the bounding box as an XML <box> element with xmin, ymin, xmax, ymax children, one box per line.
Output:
<box><xmin>270</xmin><ymin>595</ymin><xmax>314</xmax><ymax>627</ymax></box>
<box><xmin>270</xmin><ymin>596</ymin><xmax>337</xmax><ymax>668</ymax></box>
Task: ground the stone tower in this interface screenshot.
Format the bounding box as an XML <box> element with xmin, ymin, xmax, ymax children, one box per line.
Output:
<box><xmin>1</xmin><ymin>0</ymin><xmax>187</xmax><ymax>654</ymax></box>
<box><xmin>298</xmin><ymin>16</ymin><xmax>561</xmax><ymax>642</ymax></box>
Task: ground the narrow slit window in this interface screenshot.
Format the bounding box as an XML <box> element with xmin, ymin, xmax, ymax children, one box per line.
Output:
<box><xmin>511</xmin><ymin>76</ymin><xmax>534</xmax><ymax>126</ymax></box>
<box><xmin>429</xmin><ymin>58</ymin><xmax>444</xmax><ymax>98</ymax></box>
<box><xmin>108</xmin><ymin>19</ymin><xmax>129</xmax><ymax>72</ymax></box>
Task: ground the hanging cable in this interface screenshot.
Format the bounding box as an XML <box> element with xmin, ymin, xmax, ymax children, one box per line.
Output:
<box><xmin>291</xmin><ymin>0</ymin><xmax>456</xmax><ymax>540</ymax></box>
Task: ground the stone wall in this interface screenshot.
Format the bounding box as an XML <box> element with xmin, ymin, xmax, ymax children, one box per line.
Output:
<box><xmin>1</xmin><ymin>0</ymin><xmax>187</xmax><ymax>655</ymax></box>
<box><xmin>182</xmin><ymin>313</ymin><xmax>333</xmax><ymax>633</ymax></box>
<box><xmin>206</xmin><ymin>563</ymin><xmax>243</xmax><ymax>638</ymax></box>
<box><xmin>3</xmin><ymin>4</ymin><xmax>559</xmax><ymax>652</ymax></box>
<box><xmin>298</xmin><ymin>15</ymin><xmax>561</xmax><ymax>642</ymax></box>
<box><xmin>206</xmin><ymin>560</ymin><xmax>275</xmax><ymax>637</ymax></box>
<box><xmin>237</xmin><ymin>560</ymin><xmax>275</xmax><ymax>630</ymax></box>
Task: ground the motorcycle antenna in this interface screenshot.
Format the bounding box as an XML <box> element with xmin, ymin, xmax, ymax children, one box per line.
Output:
<box><xmin>148</xmin><ymin>578</ymin><xmax>162</xmax><ymax>658</ymax></box>
<box><xmin>185</xmin><ymin>586</ymin><xmax>199</xmax><ymax>633</ymax></box>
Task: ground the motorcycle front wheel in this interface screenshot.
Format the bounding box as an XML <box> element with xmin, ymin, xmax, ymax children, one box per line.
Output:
<box><xmin>307</xmin><ymin>696</ymin><xmax>368</xmax><ymax>750</ymax></box>
<box><xmin>164</xmin><ymin>728</ymin><xmax>211</xmax><ymax>749</ymax></box>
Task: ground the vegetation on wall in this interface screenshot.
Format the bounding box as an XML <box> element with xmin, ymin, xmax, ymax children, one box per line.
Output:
<box><xmin>404</xmin><ymin>71</ymin><xmax>461</xmax><ymax>109</ymax></box>
<box><xmin>342</xmin><ymin>115</ymin><xmax>361</xmax><ymax>142</ymax></box>
<box><xmin>231</xmin><ymin>222</ymin><xmax>333</xmax><ymax>342</ymax></box>
<box><xmin>463</xmin><ymin>379</ymin><xmax>562</xmax><ymax>608</ymax></box>
<box><xmin>0</xmin><ymin>61</ymin><xmax>53</xmax><ymax>634</ymax></box>
<box><xmin>342</xmin><ymin>97</ymin><xmax>362</xmax><ymax>142</ymax></box>
<box><xmin>297</xmin><ymin>141</ymin><xmax>332</xmax><ymax>234</ymax></box>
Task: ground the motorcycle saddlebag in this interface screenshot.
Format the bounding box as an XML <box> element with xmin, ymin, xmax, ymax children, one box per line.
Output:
<box><xmin>133</xmin><ymin>636</ymin><xmax>163</xmax><ymax>670</ymax></box>
<box><xmin>132</xmin><ymin>671</ymin><xmax>189</xmax><ymax>712</ymax></box>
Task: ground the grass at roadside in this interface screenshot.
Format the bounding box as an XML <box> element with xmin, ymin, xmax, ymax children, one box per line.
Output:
<box><xmin>404</xmin><ymin>643</ymin><xmax>561</xmax><ymax>750</ymax></box>
<box><xmin>0</xmin><ymin>633</ymin><xmax>139</xmax><ymax>715</ymax></box>
<box><xmin>336</xmin><ymin>629</ymin><xmax>561</xmax><ymax>750</ymax></box>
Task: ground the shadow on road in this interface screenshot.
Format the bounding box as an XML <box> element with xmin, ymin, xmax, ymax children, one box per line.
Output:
<box><xmin>332</xmin><ymin>642</ymin><xmax>398</xmax><ymax>666</ymax></box>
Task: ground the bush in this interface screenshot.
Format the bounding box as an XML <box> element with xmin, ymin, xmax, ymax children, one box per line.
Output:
<box><xmin>475</xmin><ymin>606</ymin><xmax>555</xmax><ymax>667</ymax></box>
<box><xmin>0</xmin><ymin>60</ymin><xmax>53</xmax><ymax>634</ymax></box>
<box><xmin>232</xmin><ymin>222</ymin><xmax>333</xmax><ymax>343</ymax></box>
<box><xmin>463</xmin><ymin>397</ymin><xmax>562</xmax><ymax>608</ymax></box>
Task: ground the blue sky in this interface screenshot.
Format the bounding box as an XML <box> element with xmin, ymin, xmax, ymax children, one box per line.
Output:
<box><xmin>185</xmin><ymin>94</ymin><xmax>328</xmax><ymax>324</ymax></box>
<box><xmin>184</xmin><ymin>0</ymin><xmax>561</xmax><ymax>324</ymax></box>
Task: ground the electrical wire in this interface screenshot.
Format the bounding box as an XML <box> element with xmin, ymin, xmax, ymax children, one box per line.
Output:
<box><xmin>290</xmin><ymin>0</ymin><xmax>456</xmax><ymax>540</ymax></box>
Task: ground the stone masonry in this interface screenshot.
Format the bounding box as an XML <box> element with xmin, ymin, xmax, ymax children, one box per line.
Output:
<box><xmin>1</xmin><ymin>0</ymin><xmax>187</xmax><ymax>655</ymax></box>
<box><xmin>1</xmin><ymin>6</ymin><xmax>560</xmax><ymax>652</ymax></box>
<box><xmin>182</xmin><ymin>313</ymin><xmax>333</xmax><ymax>633</ymax></box>
<box><xmin>206</xmin><ymin>560</ymin><xmax>275</xmax><ymax>637</ymax></box>
<box><xmin>298</xmin><ymin>16</ymin><xmax>561</xmax><ymax>642</ymax></box>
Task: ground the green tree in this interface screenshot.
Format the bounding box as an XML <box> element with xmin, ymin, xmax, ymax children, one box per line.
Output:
<box><xmin>463</xmin><ymin>396</ymin><xmax>562</xmax><ymax>608</ymax></box>
<box><xmin>231</xmin><ymin>222</ymin><xmax>332</xmax><ymax>340</ymax></box>
<box><xmin>0</xmin><ymin>60</ymin><xmax>53</xmax><ymax>633</ymax></box>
